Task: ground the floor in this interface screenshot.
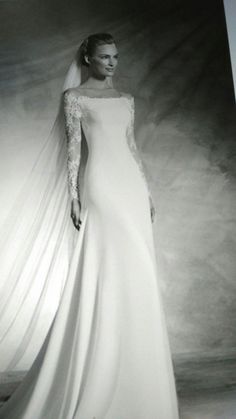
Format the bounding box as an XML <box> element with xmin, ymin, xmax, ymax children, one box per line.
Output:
<box><xmin>176</xmin><ymin>355</ymin><xmax>236</xmax><ymax>418</ymax></box>
<box><xmin>179</xmin><ymin>390</ymin><xmax>236</xmax><ymax>419</ymax></box>
<box><xmin>1</xmin><ymin>356</ymin><xmax>236</xmax><ymax>419</ymax></box>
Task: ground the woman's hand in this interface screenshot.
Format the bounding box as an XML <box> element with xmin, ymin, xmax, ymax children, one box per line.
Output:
<box><xmin>149</xmin><ymin>195</ymin><xmax>156</xmax><ymax>223</ymax></box>
<box><xmin>71</xmin><ymin>198</ymin><xmax>82</xmax><ymax>230</ymax></box>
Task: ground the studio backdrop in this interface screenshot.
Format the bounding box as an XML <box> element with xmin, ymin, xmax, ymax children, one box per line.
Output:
<box><xmin>0</xmin><ymin>0</ymin><xmax>236</xmax><ymax>372</ymax></box>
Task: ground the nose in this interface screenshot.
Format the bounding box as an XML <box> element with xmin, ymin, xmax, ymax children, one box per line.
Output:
<box><xmin>108</xmin><ymin>57</ymin><xmax>116</xmax><ymax>67</ymax></box>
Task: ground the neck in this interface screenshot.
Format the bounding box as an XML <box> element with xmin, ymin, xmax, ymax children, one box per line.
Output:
<box><xmin>84</xmin><ymin>75</ymin><xmax>113</xmax><ymax>90</ymax></box>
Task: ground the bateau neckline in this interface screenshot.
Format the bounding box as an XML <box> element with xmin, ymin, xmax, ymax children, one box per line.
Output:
<box><xmin>75</xmin><ymin>95</ymin><xmax>131</xmax><ymax>100</ymax></box>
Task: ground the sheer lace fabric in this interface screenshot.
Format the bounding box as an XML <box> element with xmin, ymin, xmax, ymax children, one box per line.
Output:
<box><xmin>64</xmin><ymin>91</ymin><xmax>82</xmax><ymax>200</ymax></box>
<box><xmin>126</xmin><ymin>95</ymin><xmax>153</xmax><ymax>201</ymax></box>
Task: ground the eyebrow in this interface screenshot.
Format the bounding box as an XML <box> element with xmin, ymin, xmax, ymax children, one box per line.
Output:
<box><xmin>99</xmin><ymin>53</ymin><xmax>119</xmax><ymax>56</ymax></box>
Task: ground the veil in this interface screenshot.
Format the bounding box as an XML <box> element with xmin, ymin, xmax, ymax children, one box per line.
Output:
<box><xmin>0</xmin><ymin>43</ymin><xmax>86</xmax><ymax>372</ymax></box>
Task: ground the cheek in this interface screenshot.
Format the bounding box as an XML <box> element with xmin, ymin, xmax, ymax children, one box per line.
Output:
<box><xmin>99</xmin><ymin>61</ymin><xmax>107</xmax><ymax>68</ymax></box>
<box><xmin>94</xmin><ymin>59</ymin><xmax>106</xmax><ymax>68</ymax></box>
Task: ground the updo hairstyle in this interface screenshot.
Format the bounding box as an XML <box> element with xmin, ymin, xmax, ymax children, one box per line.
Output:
<box><xmin>77</xmin><ymin>33</ymin><xmax>115</xmax><ymax>67</ymax></box>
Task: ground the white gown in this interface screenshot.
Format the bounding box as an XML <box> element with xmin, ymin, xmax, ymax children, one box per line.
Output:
<box><xmin>0</xmin><ymin>91</ymin><xmax>180</xmax><ymax>419</ymax></box>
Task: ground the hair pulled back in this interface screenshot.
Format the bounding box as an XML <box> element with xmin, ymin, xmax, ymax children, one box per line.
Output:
<box><xmin>77</xmin><ymin>33</ymin><xmax>115</xmax><ymax>67</ymax></box>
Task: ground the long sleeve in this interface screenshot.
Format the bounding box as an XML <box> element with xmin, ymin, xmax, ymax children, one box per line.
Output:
<box><xmin>63</xmin><ymin>90</ymin><xmax>82</xmax><ymax>201</ymax></box>
<box><xmin>126</xmin><ymin>96</ymin><xmax>153</xmax><ymax>201</ymax></box>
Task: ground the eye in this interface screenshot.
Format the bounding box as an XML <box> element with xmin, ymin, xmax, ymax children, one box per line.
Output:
<box><xmin>99</xmin><ymin>54</ymin><xmax>119</xmax><ymax>59</ymax></box>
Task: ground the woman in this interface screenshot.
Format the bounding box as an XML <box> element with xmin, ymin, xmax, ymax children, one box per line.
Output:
<box><xmin>0</xmin><ymin>33</ymin><xmax>180</xmax><ymax>418</ymax></box>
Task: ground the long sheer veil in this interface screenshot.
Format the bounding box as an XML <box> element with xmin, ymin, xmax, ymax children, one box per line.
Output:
<box><xmin>0</xmin><ymin>44</ymin><xmax>86</xmax><ymax>372</ymax></box>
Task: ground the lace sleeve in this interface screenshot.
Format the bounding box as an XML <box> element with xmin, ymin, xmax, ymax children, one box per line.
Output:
<box><xmin>63</xmin><ymin>90</ymin><xmax>82</xmax><ymax>201</ymax></box>
<box><xmin>126</xmin><ymin>96</ymin><xmax>153</xmax><ymax>201</ymax></box>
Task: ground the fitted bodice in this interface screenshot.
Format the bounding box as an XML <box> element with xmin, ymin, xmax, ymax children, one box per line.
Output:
<box><xmin>63</xmin><ymin>89</ymin><xmax>153</xmax><ymax>203</ymax></box>
<box><xmin>72</xmin><ymin>95</ymin><xmax>133</xmax><ymax>151</ymax></box>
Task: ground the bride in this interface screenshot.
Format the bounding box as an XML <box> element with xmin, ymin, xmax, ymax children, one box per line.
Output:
<box><xmin>0</xmin><ymin>32</ymin><xmax>180</xmax><ymax>419</ymax></box>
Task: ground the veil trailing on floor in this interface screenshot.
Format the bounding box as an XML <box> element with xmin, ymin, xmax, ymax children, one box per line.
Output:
<box><xmin>0</xmin><ymin>43</ymin><xmax>87</xmax><ymax>372</ymax></box>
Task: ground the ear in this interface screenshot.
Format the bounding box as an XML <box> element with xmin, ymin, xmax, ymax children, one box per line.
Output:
<box><xmin>84</xmin><ymin>54</ymin><xmax>90</xmax><ymax>66</ymax></box>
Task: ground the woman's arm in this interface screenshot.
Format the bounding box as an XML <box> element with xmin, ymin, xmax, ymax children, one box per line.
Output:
<box><xmin>63</xmin><ymin>89</ymin><xmax>82</xmax><ymax>229</ymax></box>
<box><xmin>63</xmin><ymin>89</ymin><xmax>82</xmax><ymax>201</ymax></box>
<box><xmin>126</xmin><ymin>95</ymin><xmax>156</xmax><ymax>222</ymax></box>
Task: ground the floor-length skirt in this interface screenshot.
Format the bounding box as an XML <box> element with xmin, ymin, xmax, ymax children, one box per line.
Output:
<box><xmin>0</xmin><ymin>95</ymin><xmax>180</xmax><ymax>419</ymax></box>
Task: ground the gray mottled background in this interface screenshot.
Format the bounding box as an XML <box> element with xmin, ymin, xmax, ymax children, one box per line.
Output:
<box><xmin>0</xmin><ymin>0</ymin><xmax>236</xmax><ymax>363</ymax></box>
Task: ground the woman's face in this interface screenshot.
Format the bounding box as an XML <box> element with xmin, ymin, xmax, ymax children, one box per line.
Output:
<box><xmin>85</xmin><ymin>43</ymin><xmax>119</xmax><ymax>79</ymax></box>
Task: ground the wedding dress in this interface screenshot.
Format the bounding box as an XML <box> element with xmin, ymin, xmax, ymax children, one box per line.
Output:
<box><xmin>0</xmin><ymin>89</ymin><xmax>179</xmax><ymax>419</ymax></box>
